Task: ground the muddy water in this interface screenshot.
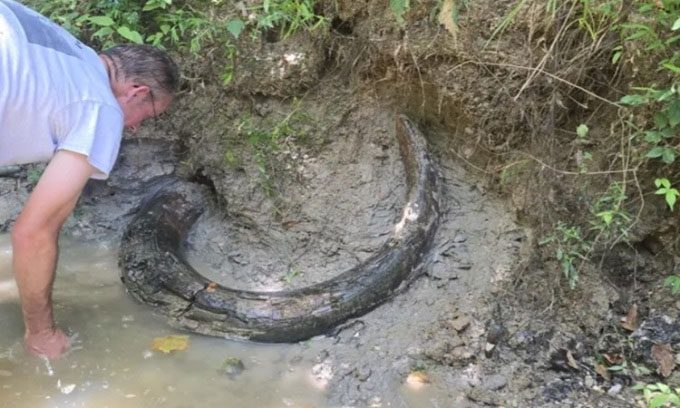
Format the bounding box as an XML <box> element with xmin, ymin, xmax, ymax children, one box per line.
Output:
<box><xmin>0</xmin><ymin>234</ymin><xmax>438</xmax><ymax>408</ymax></box>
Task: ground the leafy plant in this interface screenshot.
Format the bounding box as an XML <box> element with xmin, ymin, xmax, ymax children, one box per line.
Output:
<box><xmin>227</xmin><ymin>0</ymin><xmax>327</xmax><ymax>41</ymax></box>
<box><xmin>28</xmin><ymin>0</ymin><xmax>218</xmax><ymax>53</ymax></box>
<box><xmin>541</xmin><ymin>222</ymin><xmax>592</xmax><ymax>289</ymax></box>
<box><xmin>655</xmin><ymin>178</ymin><xmax>680</xmax><ymax>210</ymax></box>
<box><xmin>589</xmin><ymin>181</ymin><xmax>631</xmax><ymax>241</ymax></box>
<box><xmin>390</xmin><ymin>0</ymin><xmax>410</xmax><ymax>26</ymax></box>
<box><xmin>26</xmin><ymin>167</ymin><xmax>42</xmax><ymax>185</ymax></box>
<box><xmin>233</xmin><ymin>104</ymin><xmax>311</xmax><ymax>202</ymax></box>
<box><xmin>281</xmin><ymin>267</ymin><xmax>301</xmax><ymax>284</ymax></box>
<box><xmin>634</xmin><ymin>382</ymin><xmax>680</xmax><ymax>408</ymax></box>
<box><xmin>620</xmin><ymin>86</ymin><xmax>680</xmax><ymax>166</ymax></box>
<box><xmin>664</xmin><ymin>275</ymin><xmax>680</xmax><ymax>295</ymax></box>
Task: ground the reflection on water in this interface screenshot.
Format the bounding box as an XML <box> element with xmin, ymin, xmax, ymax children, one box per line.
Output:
<box><xmin>0</xmin><ymin>234</ymin><xmax>327</xmax><ymax>408</ymax></box>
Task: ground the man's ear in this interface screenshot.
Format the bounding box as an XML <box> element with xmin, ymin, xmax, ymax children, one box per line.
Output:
<box><xmin>119</xmin><ymin>83</ymin><xmax>150</xmax><ymax>101</ymax></box>
<box><xmin>128</xmin><ymin>84</ymin><xmax>150</xmax><ymax>100</ymax></box>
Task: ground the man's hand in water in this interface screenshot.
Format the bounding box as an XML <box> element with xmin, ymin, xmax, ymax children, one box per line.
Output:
<box><xmin>24</xmin><ymin>327</ymin><xmax>70</xmax><ymax>359</ymax></box>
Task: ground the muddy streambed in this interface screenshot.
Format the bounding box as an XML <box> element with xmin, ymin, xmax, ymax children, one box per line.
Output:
<box><xmin>0</xmin><ymin>235</ymin><xmax>335</xmax><ymax>408</ymax></box>
<box><xmin>0</xmin><ymin>113</ymin><xmax>528</xmax><ymax>407</ymax></box>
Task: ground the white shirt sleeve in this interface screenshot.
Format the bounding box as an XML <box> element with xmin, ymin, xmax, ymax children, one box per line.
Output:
<box><xmin>50</xmin><ymin>100</ymin><xmax>124</xmax><ymax>179</ymax></box>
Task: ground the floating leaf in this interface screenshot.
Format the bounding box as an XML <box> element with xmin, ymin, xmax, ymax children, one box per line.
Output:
<box><xmin>151</xmin><ymin>335</ymin><xmax>189</xmax><ymax>353</ymax></box>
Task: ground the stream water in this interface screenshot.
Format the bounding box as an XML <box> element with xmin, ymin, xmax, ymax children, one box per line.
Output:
<box><xmin>0</xmin><ymin>234</ymin><xmax>436</xmax><ymax>408</ymax></box>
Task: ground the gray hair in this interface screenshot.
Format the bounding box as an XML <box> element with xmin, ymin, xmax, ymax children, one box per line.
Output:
<box><xmin>102</xmin><ymin>44</ymin><xmax>180</xmax><ymax>97</ymax></box>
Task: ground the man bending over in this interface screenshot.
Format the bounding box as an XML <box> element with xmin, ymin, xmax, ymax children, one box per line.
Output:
<box><xmin>0</xmin><ymin>0</ymin><xmax>179</xmax><ymax>359</ymax></box>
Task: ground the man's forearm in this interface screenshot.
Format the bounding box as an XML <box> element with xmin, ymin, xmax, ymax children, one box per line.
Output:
<box><xmin>12</xmin><ymin>229</ymin><xmax>59</xmax><ymax>335</ymax></box>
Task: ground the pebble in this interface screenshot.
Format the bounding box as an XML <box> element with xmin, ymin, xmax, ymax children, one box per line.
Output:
<box><xmin>221</xmin><ymin>357</ymin><xmax>245</xmax><ymax>378</ymax></box>
<box><xmin>453</xmin><ymin>234</ymin><xmax>468</xmax><ymax>243</ymax></box>
<box><xmin>584</xmin><ymin>375</ymin><xmax>595</xmax><ymax>388</ymax></box>
<box><xmin>607</xmin><ymin>383</ymin><xmax>622</xmax><ymax>396</ymax></box>
<box><xmin>450</xmin><ymin>317</ymin><xmax>470</xmax><ymax>332</ymax></box>
<box><xmin>484</xmin><ymin>374</ymin><xmax>507</xmax><ymax>391</ymax></box>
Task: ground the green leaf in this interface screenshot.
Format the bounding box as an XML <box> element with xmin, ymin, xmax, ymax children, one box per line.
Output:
<box><xmin>92</xmin><ymin>26</ymin><xmax>114</xmax><ymax>38</ymax></box>
<box><xmin>597</xmin><ymin>210</ymin><xmax>613</xmax><ymax>226</ymax></box>
<box><xmin>576</xmin><ymin>124</ymin><xmax>589</xmax><ymax>138</ymax></box>
<box><xmin>654</xmin><ymin>112</ymin><xmax>668</xmax><ymax>129</ymax></box>
<box><xmin>143</xmin><ymin>1</ymin><xmax>161</xmax><ymax>11</ymax></box>
<box><xmin>662</xmin><ymin>62</ymin><xmax>680</xmax><ymax>74</ymax></box>
<box><xmin>662</xmin><ymin>147</ymin><xmax>677</xmax><ymax>164</ymax></box>
<box><xmin>390</xmin><ymin>0</ymin><xmax>410</xmax><ymax>25</ymax></box>
<box><xmin>644</xmin><ymin>130</ymin><xmax>663</xmax><ymax>144</ymax></box>
<box><xmin>657</xmin><ymin>382</ymin><xmax>671</xmax><ymax>394</ymax></box>
<box><xmin>117</xmin><ymin>26</ymin><xmax>144</xmax><ymax>44</ymax></box>
<box><xmin>647</xmin><ymin>146</ymin><xmax>666</xmax><ymax>158</ymax></box>
<box><xmin>649</xmin><ymin>394</ymin><xmax>670</xmax><ymax>408</ymax></box>
<box><xmin>655</xmin><ymin>178</ymin><xmax>670</xmax><ymax>189</ymax></box>
<box><xmin>226</xmin><ymin>19</ymin><xmax>245</xmax><ymax>39</ymax></box>
<box><xmin>667</xmin><ymin>192</ymin><xmax>677</xmax><ymax>210</ymax></box>
<box><xmin>666</xmin><ymin>100</ymin><xmax>680</xmax><ymax>127</ymax></box>
<box><xmin>672</xmin><ymin>17</ymin><xmax>680</xmax><ymax>31</ymax></box>
<box><xmin>88</xmin><ymin>16</ymin><xmax>115</xmax><ymax>26</ymax></box>
<box><xmin>619</xmin><ymin>94</ymin><xmax>648</xmax><ymax>105</ymax></box>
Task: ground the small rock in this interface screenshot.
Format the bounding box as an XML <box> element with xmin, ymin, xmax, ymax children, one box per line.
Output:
<box><xmin>405</xmin><ymin>371</ymin><xmax>429</xmax><ymax>389</ymax></box>
<box><xmin>354</xmin><ymin>366</ymin><xmax>372</xmax><ymax>382</ymax></box>
<box><xmin>483</xmin><ymin>342</ymin><xmax>496</xmax><ymax>358</ymax></box>
<box><xmin>483</xmin><ymin>374</ymin><xmax>507</xmax><ymax>391</ymax></box>
<box><xmin>451</xmin><ymin>347</ymin><xmax>475</xmax><ymax>361</ymax></box>
<box><xmin>453</xmin><ymin>234</ymin><xmax>467</xmax><ymax>243</ymax></box>
<box><xmin>467</xmin><ymin>388</ymin><xmax>501</xmax><ymax>405</ymax></box>
<box><xmin>220</xmin><ymin>357</ymin><xmax>245</xmax><ymax>378</ymax></box>
<box><xmin>607</xmin><ymin>383</ymin><xmax>622</xmax><ymax>396</ymax></box>
<box><xmin>585</xmin><ymin>375</ymin><xmax>595</xmax><ymax>388</ymax></box>
<box><xmin>450</xmin><ymin>317</ymin><xmax>470</xmax><ymax>332</ymax></box>
<box><xmin>0</xmin><ymin>370</ymin><xmax>12</xmax><ymax>377</ymax></box>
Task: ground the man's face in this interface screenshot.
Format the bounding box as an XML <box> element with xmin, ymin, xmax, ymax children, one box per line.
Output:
<box><xmin>117</xmin><ymin>85</ymin><xmax>172</xmax><ymax>132</ymax></box>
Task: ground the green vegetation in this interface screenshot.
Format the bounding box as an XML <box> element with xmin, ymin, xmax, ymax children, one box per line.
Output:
<box><xmin>26</xmin><ymin>0</ymin><xmax>218</xmax><ymax>53</ymax></box>
<box><xmin>27</xmin><ymin>0</ymin><xmax>327</xmax><ymax>83</ymax></box>
<box><xmin>26</xmin><ymin>167</ymin><xmax>42</xmax><ymax>185</ymax></box>
<box><xmin>281</xmin><ymin>266</ymin><xmax>302</xmax><ymax>284</ymax></box>
<box><xmin>634</xmin><ymin>382</ymin><xmax>680</xmax><ymax>408</ymax></box>
<box><xmin>229</xmin><ymin>104</ymin><xmax>312</xmax><ymax>204</ymax></box>
<box><xmin>519</xmin><ymin>0</ymin><xmax>680</xmax><ymax>288</ymax></box>
<box><xmin>664</xmin><ymin>275</ymin><xmax>680</xmax><ymax>295</ymax></box>
<box><xmin>540</xmin><ymin>222</ymin><xmax>591</xmax><ymax>289</ymax></box>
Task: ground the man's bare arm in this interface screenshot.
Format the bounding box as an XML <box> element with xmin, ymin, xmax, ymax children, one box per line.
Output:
<box><xmin>12</xmin><ymin>150</ymin><xmax>95</xmax><ymax>358</ymax></box>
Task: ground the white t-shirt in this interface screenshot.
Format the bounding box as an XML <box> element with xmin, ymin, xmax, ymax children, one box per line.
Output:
<box><xmin>0</xmin><ymin>0</ymin><xmax>123</xmax><ymax>179</ymax></box>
